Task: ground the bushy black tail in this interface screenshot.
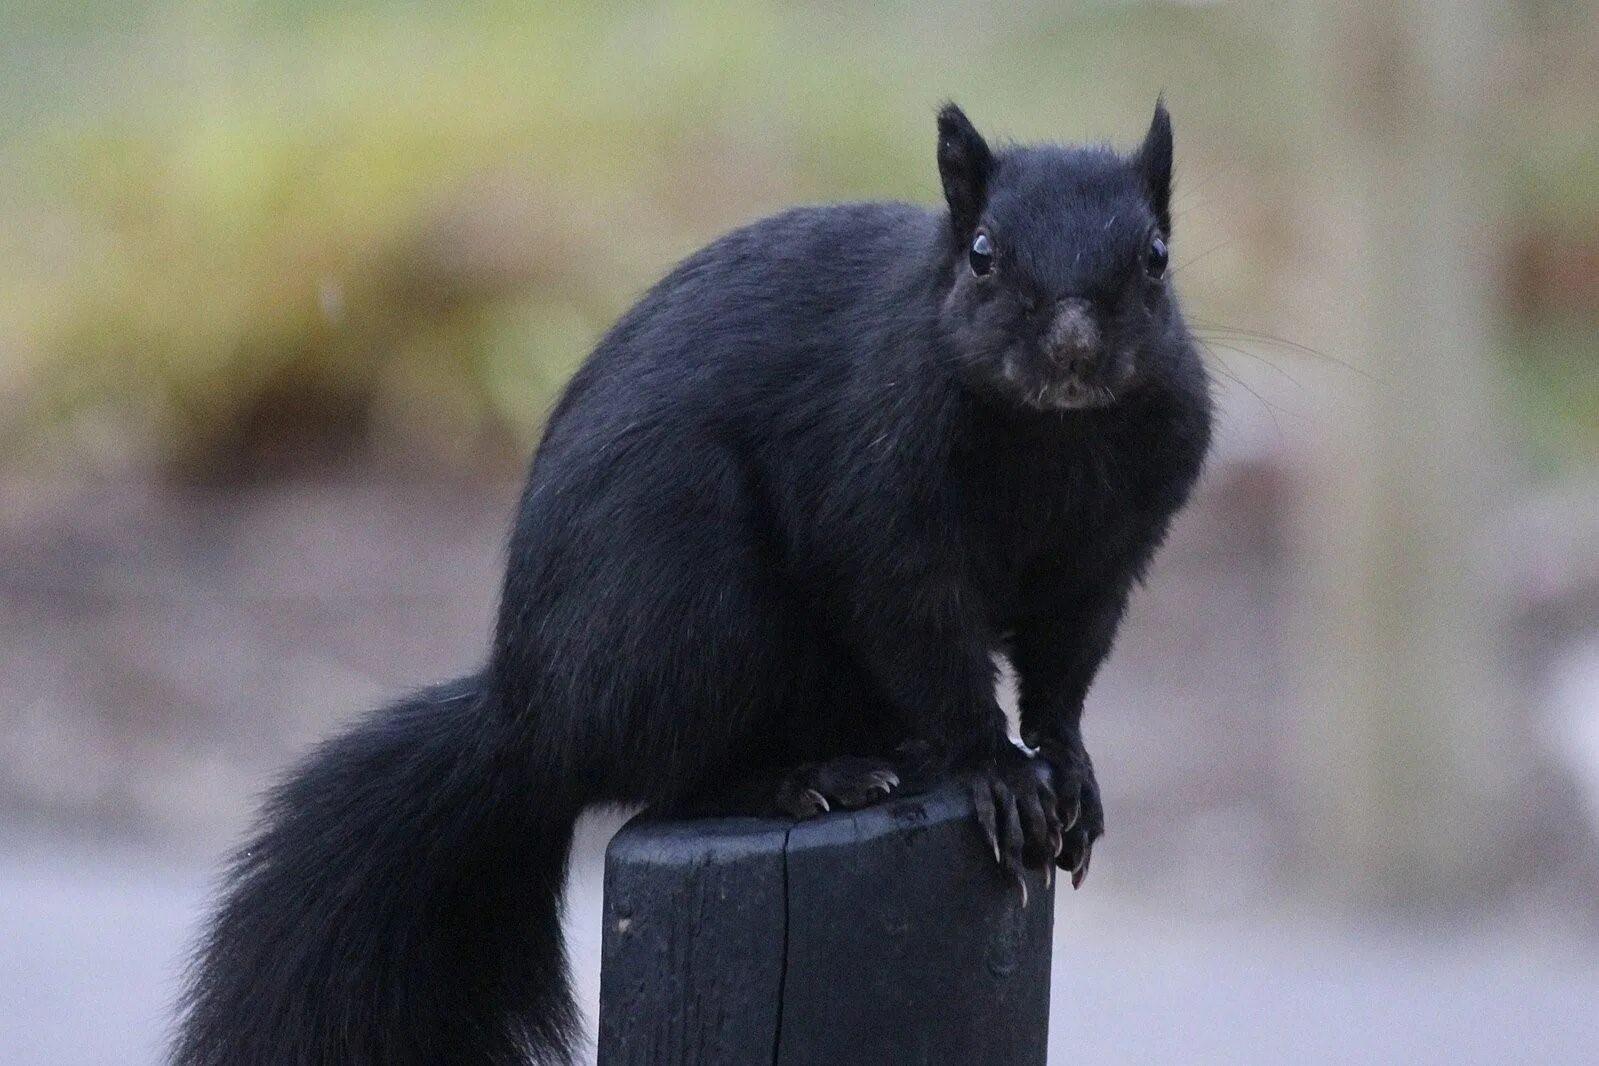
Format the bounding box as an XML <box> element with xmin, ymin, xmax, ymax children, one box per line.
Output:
<box><xmin>174</xmin><ymin>673</ymin><xmax>581</xmax><ymax>1065</ymax></box>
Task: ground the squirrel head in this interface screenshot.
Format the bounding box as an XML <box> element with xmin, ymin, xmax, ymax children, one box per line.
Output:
<box><xmin>935</xmin><ymin>101</ymin><xmax>1188</xmax><ymax>412</ymax></box>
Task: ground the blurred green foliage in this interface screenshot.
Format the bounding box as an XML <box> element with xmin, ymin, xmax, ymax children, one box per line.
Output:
<box><xmin>0</xmin><ymin>0</ymin><xmax>1592</xmax><ymax>478</ymax></box>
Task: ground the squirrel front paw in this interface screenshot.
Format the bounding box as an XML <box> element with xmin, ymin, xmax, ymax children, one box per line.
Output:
<box><xmin>1028</xmin><ymin>731</ymin><xmax>1105</xmax><ymax>889</ymax></box>
<box><xmin>969</xmin><ymin>735</ymin><xmax>1105</xmax><ymax>902</ymax></box>
<box><xmin>967</xmin><ymin>746</ymin><xmax>1066</xmax><ymax>906</ymax></box>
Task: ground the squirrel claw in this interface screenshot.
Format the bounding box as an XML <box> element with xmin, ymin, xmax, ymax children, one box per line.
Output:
<box><xmin>1070</xmin><ymin>849</ymin><xmax>1091</xmax><ymax>890</ymax></box>
<box><xmin>774</xmin><ymin>755</ymin><xmax>902</xmax><ymax>817</ymax></box>
<box><xmin>1061</xmin><ymin>795</ymin><xmax>1081</xmax><ymax>833</ymax></box>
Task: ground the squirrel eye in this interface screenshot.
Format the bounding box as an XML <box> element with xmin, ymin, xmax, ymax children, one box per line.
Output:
<box><xmin>1146</xmin><ymin>234</ymin><xmax>1169</xmax><ymax>278</ymax></box>
<box><xmin>969</xmin><ymin>232</ymin><xmax>994</xmax><ymax>276</ymax></box>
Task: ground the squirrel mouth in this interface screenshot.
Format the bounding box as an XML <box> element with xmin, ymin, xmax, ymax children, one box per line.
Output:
<box><xmin>1025</xmin><ymin>378</ymin><xmax>1118</xmax><ymax>411</ymax></box>
<box><xmin>996</xmin><ymin>350</ymin><xmax>1124</xmax><ymax>411</ymax></box>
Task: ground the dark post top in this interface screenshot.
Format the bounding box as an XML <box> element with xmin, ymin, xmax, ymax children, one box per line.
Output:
<box><xmin>597</xmin><ymin>782</ymin><xmax>1055</xmax><ymax>1066</ymax></box>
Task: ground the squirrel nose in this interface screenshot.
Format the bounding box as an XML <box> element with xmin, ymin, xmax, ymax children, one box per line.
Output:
<box><xmin>1046</xmin><ymin>298</ymin><xmax>1100</xmax><ymax>372</ymax></box>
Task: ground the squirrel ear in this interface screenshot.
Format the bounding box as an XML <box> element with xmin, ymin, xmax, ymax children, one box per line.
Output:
<box><xmin>1135</xmin><ymin>98</ymin><xmax>1173</xmax><ymax>234</ymax></box>
<box><xmin>937</xmin><ymin>103</ymin><xmax>994</xmax><ymax>240</ymax></box>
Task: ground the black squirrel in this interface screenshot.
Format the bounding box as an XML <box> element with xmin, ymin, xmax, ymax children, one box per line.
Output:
<box><xmin>174</xmin><ymin>102</ymin><xmax>1212</xmax><ymax>1065</ymax></box>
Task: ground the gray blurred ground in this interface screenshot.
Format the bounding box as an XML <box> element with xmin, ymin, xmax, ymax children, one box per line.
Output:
<box><xmin>3</xmin><ymin>460</ymin><xmax>1597</xmax><ymax>1064</ymax></box>
<box><xmin>5</xmin><ymin>818</ymin><xmax>1599</xmax><ymax>1066</ymax></box>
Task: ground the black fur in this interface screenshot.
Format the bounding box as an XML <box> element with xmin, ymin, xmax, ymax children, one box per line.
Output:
<box><xmin>175</xmin><ymin>103</ymin><xmax>1211</xmax><ymax>1065</ymax></box>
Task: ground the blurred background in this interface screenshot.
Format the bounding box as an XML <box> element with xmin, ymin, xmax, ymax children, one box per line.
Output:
<box><xmin>2</xmin><ymin>1</ymin><xmax>1596</xmax><ymax>1062</ymax></box>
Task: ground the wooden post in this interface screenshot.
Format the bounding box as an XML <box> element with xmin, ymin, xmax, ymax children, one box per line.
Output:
<box><xmin>596</xmin><ymin>782</ymin><xmax>1055</xmax><ymax>1066</ymax></box>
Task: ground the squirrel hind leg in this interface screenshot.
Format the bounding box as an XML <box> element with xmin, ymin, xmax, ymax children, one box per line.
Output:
<box><xmin>663</xmin><ymin>751</ymin><xmax>905</xmax><ymax>820</ymax></box>
<box><xmin>772</xmin><ymin>755</ymin><xmax>903</xmax><ymax>817</ymax></box>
